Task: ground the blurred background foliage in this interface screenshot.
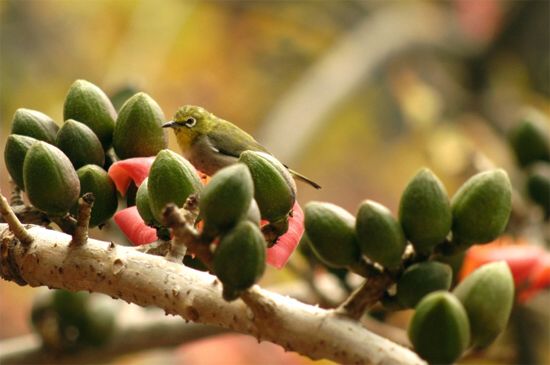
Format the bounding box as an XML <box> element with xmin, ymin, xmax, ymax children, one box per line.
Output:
<box><xmin>0</xmin><ymin>1</ymin><xmax>548</xmax><ymax>364</ymax></box>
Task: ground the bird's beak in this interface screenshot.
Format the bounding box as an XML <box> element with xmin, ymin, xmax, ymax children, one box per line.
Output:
<box><xmin>162</xmin><ymin>121</ymin><xmax>176</xmax><ymax>128</ymax></box>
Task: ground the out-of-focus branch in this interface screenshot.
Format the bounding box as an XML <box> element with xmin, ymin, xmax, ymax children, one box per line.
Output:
<box><xmin>0</xmin><ymin>223</ymin><xmax>423</xmax><ymax>365</ymax></box>
<box><xmin>258</xmin><ymin>3</ymin><xmax>465</xmax><ymax>164</ymax></box>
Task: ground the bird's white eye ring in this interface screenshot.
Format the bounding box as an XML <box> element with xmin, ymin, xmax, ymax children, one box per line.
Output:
<box><xmin>185</xmin><ymin>117</ymin><xmax>197</xmax><ymax>128</ymax></box>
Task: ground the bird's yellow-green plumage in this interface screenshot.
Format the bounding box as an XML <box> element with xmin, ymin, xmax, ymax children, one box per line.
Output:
<box><xmin>163</xmin><ymin>105</ymin><xmax>320</xmax><ymax>189</ymax></box>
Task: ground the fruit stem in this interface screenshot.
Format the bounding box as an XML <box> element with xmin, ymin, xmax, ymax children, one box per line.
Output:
<box><xmin>162</xmin><ymin>203</ymin><xmax>213</xmax><ymax>268</ymax></box>
<box><xmin>334</xmin><ymin>268</ymin><xmax>393</xmax><ymax>320</ymax></box>
<box><xmin>70</xmin><ymin>193</ymin><xmax>95</xmax><ymax>247</ymax></box>
<box><xmin>0</xmin><ymin>192</ymin><xmax>34</xmax><ymax>246</ymax></box>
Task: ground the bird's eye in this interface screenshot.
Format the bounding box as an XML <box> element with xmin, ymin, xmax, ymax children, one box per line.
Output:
<box><xmin>184</xmin><ymin>117</ymin><xmax>197</xmax><ymax>128</ymax></box>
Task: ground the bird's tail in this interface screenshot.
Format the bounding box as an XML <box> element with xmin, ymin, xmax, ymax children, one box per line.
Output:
<box><xmin>288</xmin><ymin>168</ymin><xmax>321</xmax><ymax>189</ymax></box>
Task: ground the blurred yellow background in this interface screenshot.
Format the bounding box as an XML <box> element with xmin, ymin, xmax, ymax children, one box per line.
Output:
<box><xmin>1</xmin><ymin>1</ymin><xmax>548</xmax><ymax>364</ymax></box>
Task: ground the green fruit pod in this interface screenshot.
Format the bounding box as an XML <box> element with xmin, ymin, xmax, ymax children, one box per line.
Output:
<box><xmin>304</xmin><ymin>202</ymin><xmax>361</xmax><ymax>268</ymax></box>
<box><xmin>23</xmin><ymin>141</ymin><xmax>80</xmax><ymax>216</ymax></box>
<box><xmin>76</xmin><ymin>165</ymin><xmax>118</xmax><ymax>227</ymax></box>
<box><xmin>453</xmin><ymin>261</ymin><xmax>514</xmax><ymax>348</ymax></box>
<box><xmin>526</xmin><ymin>163</ymin><xmax>550</xmax><ymax>217</ymax></box>
<box><xmin>148</xmin><ymin>149</ymin><xmax>202</xmax><ymax>222</ymax></box>
<box><xmin>57</xmin><ymin>119</ymin><xmax>105</xmax><ymax>169</ymax></box>
<box><xmin>63</xmin><ymin>79</ymin><xmax>117</xmax><ymax>150</ymax></box>
<box><xmin>136</xmin><ymin>178</ymin><xmax>157</xmax><ymax>225</ymax></box>
<box><xmin>10</xmin><ymin>108</ymin><xmax>59</xmax><ymax>145</ymax></box>
<box><xmin>213</xmin><ymin>221</ymin><xmax>266</xmax><ymax>301</ymax></box>
<box><xmin>238</xmin><ymin>151</ymin><xmax>296</xmax><ymax>223</ymax></box>
<box><xmin>399</xmin><ymin>168</ymin><xmax>451</xmax><ymax>254</ymax></box>
<box><xmin>80</xmin><ymin>297</ymin><xmax>115</xmax><ymax>347</ymax></box>
<box><xmin>113</xmin><ymin>92</ymin><xmax>168</xmax><ymax>159</ymax></box>
<box><xmin>408</xmin><ymin>291</ymin><xmax>470</xmax><ymax>365</ymax></box>
<box><xmin>356</xmin><ymin>200</ymin><xmax>406</xmax><ymax>269</ymax></box>
<box><xmin>199</xmin><ymin>164</ymin><xmax>254</xmax><ymax>238</ymax></box>
<box><xmin>508</xmin><ymin>112</ymin><xmax>550</xmax><ymax>167</ymax></box>
<box><xmin>451</xmin><ymin>169</ymin><xmax>512</xmax><ymax>246</ymax></box>
<box><xmin>396</xmin><ymin>261</ymin><xmax>453</xmax><ymax>308</ymax></box>
<box><xmin>4</xmin><ymin>134</ymin><xmax>38</xmax><ymax>190</ymax></box>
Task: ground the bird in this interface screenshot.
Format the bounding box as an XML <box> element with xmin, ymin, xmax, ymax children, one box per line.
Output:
<box><xmin>162</xmin><ymin>105</ymin><xmax>321</xmax><ymax>189</ymax></box>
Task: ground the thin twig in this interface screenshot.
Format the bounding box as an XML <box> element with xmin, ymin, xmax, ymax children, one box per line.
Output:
<box><xmin>0</xmin><ymin>192</ymin><xmax>33</xmax><ymax>246</ymax></box>
<box><xmin>69</xmin><ymin>193</ymin><xmax>95</xmax><ymax>247</ymax></box>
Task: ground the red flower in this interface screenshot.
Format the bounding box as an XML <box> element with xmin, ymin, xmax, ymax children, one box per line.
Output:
<box><xmin>266</xmin><ymin>202</ymin><xmax>304</xmax><ymax>269</ymax></box>
<box><xmin>113</xmin><ymin>206</ymin><xmax>157</xmax><ymax>245</ymax></box>
<box><xmin>108</xmin><ymin>157</ymin><xmax>155</xmax><ymax>196</ymax></box>
<box><xmin>460</xmin><ymin>237</ymin><xmax>550</xmax><ymax>303</ymax></box>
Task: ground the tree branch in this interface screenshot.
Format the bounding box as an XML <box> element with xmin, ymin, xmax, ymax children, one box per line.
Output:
<box><xmin>0</xmin><ymin>223</ymin><xmax>424</xmax><ymax>365</ymax></box>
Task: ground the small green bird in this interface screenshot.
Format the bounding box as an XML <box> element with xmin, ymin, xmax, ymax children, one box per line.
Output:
<box><xmin>162</xmin><ymin>105</ymin><xmax>321</xmax><ymax>189</ymax></box>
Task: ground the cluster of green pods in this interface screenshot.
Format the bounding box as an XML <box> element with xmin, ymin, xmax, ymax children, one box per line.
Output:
<box><xmin>4</xmin><ymin>80</ymin><xmax>168</xmax><ymax>225</ymax></box>
<box><xmin>303</xmin><ymin>167</ymin><xmax>514</xmax><ymax>364</ymax></box>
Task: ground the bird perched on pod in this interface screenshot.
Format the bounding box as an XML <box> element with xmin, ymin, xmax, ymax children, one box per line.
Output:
<box><xmin>453</xmin><ymin>261</ymin><xmax>514</xmax><ymax>348</ymax></box>
<box><xmin>356</xmin><ymin>200</ymin><xmax>406</xmax><ymax>270</ymax></box>
<box><xmin>4</xmin><ymin>135</ymin><xmax>38</xmax><ymax>190</ymax></box>
<box><xmin>304</xmin><ymin>202</ymin><xmax>361</xmax><ymax>268</ymax></box>
<box><xmin>148</xmin><ymin>149</ymin><xmax>202</xmax><ymax>222</ymax></box>
<box><xmin>23</xmin><ymin>141</ymin><xmax>80</xmax><ymax>216</ymax></box>
<box><xmin>396</xmin><ymin>261</ymin><xmax>453</xmax><ymax>308</ymax></box>
<box><xmin>399</xmin><ymin>168</ymin><xmax>451</xmax><ymax>254</ymax></box>
<box><xmin>56</xmin><ymin>119</ymin><xmax>105</xmax><ymax>169</ymax></box>
<box><xmin>199</xmin><ymin>163</ymin><xmax>254</xmax><ymax>240</ymax></box>
<box><xmin>213</xmin><ymin>221</ymin><xmax>266</xmax><ymax>301</ymax></box>
<box><xmin>10</xmin><ymin>108</ymin><xmax>59</xmax><ymax>145</ymax></box>
<box><xmin>451</xmin><ymin>169</ymin><xmax>512</xmax><ymax>246</ymax></box>
<box><xmin>63</xmin><ymin>79</ymin><xmax>117</xmax><ymax>150</ymax></box>
<box><xmin>113</xmin><ymin>92</ymin><xmax>168</xmax><ymax>159</ymax></box>
<box><xmin>161</xmin><ymin>105</ymin><xmax>320</xmax><ymax>189</ymax></box>
<box><xmin>408</xmin><ymin>291</ymin><xmax>470</xmax><ymax>365</ymax></box>
<box><xmin>75</xmin><ymin>165</ymin><xmax>118</xmax><ymax>227</ymax></box>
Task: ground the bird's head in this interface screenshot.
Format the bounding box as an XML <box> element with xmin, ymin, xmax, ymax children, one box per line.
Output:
<box><xmin>163</xmin><ymin>105</ymin><xmax>213</xmax><ymax>150</ymax></box>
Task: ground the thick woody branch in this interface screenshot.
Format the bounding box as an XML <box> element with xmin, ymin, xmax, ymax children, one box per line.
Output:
<box><xmin>0</xmin><ymin>223</ymin><xmax>424</xmax><ymax>365</ymax></box>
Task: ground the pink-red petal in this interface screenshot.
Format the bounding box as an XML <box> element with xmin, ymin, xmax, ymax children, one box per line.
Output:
<box><xmin>108</xmin><ymin>157</ymin><xmax>155</xmax><ymax>196</ymax></box>
<box><xmin>113</xmin><ymin>206</ymin><xmax>157</xmax><ymax>245</ymax></box>
<box><xmin>267</xmin><ymin>202</ymin><xmax>304</xmax><ymax>269</ymax></box>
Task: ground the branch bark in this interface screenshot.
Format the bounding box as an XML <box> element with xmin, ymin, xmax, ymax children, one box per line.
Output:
<box><xmin>0</xmin><ymin>223</ymin><xmax>424</xmax><ymax>365</ymax></box>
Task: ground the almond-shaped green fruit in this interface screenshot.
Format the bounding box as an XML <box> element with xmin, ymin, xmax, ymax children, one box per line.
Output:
<box><xmin>148</xmin><ymin>149</ymin><xmax>202</xmax><ymax>222</ymax></box>
<box><xmin>399</xmin><ymin>168</ymin><xmax>451</xmax><ymax>254</ymax></box>
<box><xmin>304</xmin><ymin>202</ymin><xmax>361</xmax><ymax>268</ymax></box>
<box><xmin>451</xmin><ymin>169</ymin><xmax>512</xmax><ymax>246</ymax></box>
<box><xmin>136</xmin><ymin>178</ymin><xmax>157</xmax><ymax>225</ymax></box>
<box><xmin>508</xmin><ymin>113</ymin><xmax>550</xmax><ymax>167</ymax></box>
<box><xmin>4</xmin><ymin>135</ymin><xmax>38</xmax><ymax>190</ymax></box>
<box><xmin>200</xmin><ymin>164</ymin><xmax>253</xmax><ymax>238</ymax></box>
<box><xmin>113</xmin><ymin>92</ymin><xmax>168</xmax><ymax>159</ymax></box>
<box><xmin>10</xmin><ymin>108</ymin><xmax>59</xmax><ymax>145</ymax></box>
<box><xmin>239</xmin><ymin>151</ymin><xmax>296</xmax><ymax>223</ymax></box>
<box><xmin>63</xmin><ymin>79</ymin><xmax>117</xmax><ymax>149</ymax></box>
<box><xmin>453</xmin><ymin>261</ymin><xmax>514</xmax><ymax>348</ymax></box>
<box><xmin>57</xmin><ymin>119</ymin><xmax>105</xmax><ymax>169</ymax></box>
<box><xmin>23</xmin><ymin>142</ymin><xmax>80</xmax><ymax>216</ymax></box>
<box><xmin>356</xmin><ymin>200</ymin><xmax>406</xmax><ymax>269</ymax></box>
<box><xmin>76</xmin><ymin>165</ymin><xmax>118</xmax><ymax>227</ymax></box>
<box><xmin>396</xmin><ymin>261</ymin><xmax>453</xmax><ymax>308</ymax></box>
<box><xmin>213</xmin><ymin>221</ymin><xmax>266</xmax><ymax>301</ymax></box>
<box><xmin>408</xmin><ymin>291</ymin><xmax>470</xmax><ymax>365</ymax></box>
<box><xmin>526</xmin><ymin>163</ymin><xmax>550</xmax><ymax>217</ymax></box>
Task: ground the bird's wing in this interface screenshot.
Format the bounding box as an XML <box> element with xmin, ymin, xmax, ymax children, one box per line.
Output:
<box><xmin>206</xmin><ymin>120</ymin><xmax>269</xmax><ymax>158</ymax></box>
